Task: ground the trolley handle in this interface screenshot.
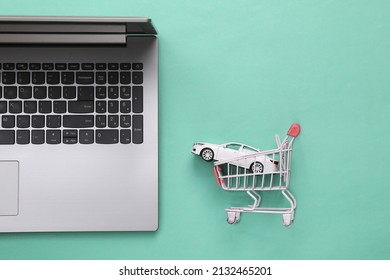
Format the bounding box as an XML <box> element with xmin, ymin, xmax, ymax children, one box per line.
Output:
<box><xmin>287</xmin><ymin>123</ymin><xmax>301</xmax><ymax>138</ymax></box>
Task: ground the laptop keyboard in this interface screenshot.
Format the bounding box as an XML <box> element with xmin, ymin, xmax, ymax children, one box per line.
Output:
<box><xmin>0</xmin><ymin>62</ymin><xmax>143</xmax><ymax>145</ymax></box>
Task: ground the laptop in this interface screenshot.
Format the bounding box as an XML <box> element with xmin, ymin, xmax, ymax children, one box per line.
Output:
<box><xmin>0</xmin><ymin>16</ymin><xmax>158</xmax><ymax>232</ymax></box>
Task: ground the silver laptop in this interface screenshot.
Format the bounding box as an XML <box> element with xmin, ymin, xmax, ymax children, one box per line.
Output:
<box><xmin>0</xmin><ymin>16</ymin><xmax>158</xmax><ymax>232</ymax></box>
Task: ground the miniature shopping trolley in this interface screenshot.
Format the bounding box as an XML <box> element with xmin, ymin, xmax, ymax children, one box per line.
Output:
<box><xmin>213</xmin><ymin>123</ymin><xmax>301</xmax><ymax>226</ymax></box>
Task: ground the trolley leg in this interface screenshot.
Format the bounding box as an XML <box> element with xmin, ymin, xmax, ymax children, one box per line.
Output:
<box><xmin>281</xmin><ymin>190</ymin><xmax>295</xmax><ymax>227</ymax></box>
<box><xmin>246</xmin><ymin>190</ymin><xmax>261</xmax><ymax>209</ymax></box>
<box><xmin>284</xmin><ymin>189</ymin><xmax>297</xmax><ymax>210</ymax></box>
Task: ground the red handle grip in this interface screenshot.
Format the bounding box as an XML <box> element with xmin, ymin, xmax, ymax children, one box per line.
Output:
<box><xmin>287</xmin><ymin>123</ymin><xmax>301</xmax><ymax>137</ymax></box>
<box><xmin>213</xmin><ymin>167</ymin><xmax>222</xmax><ymax>186</ymax></box>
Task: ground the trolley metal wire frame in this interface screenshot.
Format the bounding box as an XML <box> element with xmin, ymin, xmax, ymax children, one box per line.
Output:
<box><xmin>213</xmin><ymin>123</ymin><xmax>300</xmax><ymax>226</ymax></box>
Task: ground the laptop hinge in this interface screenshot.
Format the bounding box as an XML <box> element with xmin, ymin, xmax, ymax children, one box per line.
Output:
<box><xmin>0</xmin><ymin>34</ymin><xmax>126</xmax><ymax>45</ymax></box>
<box><xmin>0</xmin><ymin>23</ymin><xmax>126</xmax><ymax>33</ymax></box>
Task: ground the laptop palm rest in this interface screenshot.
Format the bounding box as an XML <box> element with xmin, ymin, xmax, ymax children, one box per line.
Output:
<box><xmin>0</xmin><ymin>161</ymin><xmax>19</xmax><ymax>216</ymax></box>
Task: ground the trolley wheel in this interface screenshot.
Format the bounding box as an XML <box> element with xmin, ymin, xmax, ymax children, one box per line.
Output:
<box><xmin>227</xmin><ymin>211</ymin><xmax>240</xmax><ymax>224</ymax></box>
<box><xmin>201</xmin><ymin>148</ymin><xmax>214</xmax><ymax>162</ymax></box>
<box><xmin>250</xmin><ymin>162</ymin><xmax>264</xmax><ymax>173</ymax></box>
<box><xmin>282</xmin><ymin>213</ymin><xmax>293</xmax><ymax>227</ymax></box>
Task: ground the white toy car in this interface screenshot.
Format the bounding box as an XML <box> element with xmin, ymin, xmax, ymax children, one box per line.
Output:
<box><xmin>192</xmin><ymin>142</ymin><xmax>279</xmax><ymax>173</ymax></box>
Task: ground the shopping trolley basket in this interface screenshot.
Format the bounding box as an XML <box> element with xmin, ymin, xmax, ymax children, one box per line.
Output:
<box><xmin>213</xmin><ymin>123</ymin><xmax>301</xmax><ymax>226</ymax></box>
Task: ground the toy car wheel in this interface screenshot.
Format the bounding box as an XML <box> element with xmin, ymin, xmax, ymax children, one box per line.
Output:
<box><xmin>201</xmin><ymin>148</ymin><xmax>214</xmax><ymax>161</ymax></box>
<box><xmin>250</xmin><ymin>162</ymin><xmax>264</xmax><ymax>173</ymax></box>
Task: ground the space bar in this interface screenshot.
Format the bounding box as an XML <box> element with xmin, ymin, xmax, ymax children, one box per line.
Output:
<box><xmin>63</xmin><ymin>115</ymin><xmax>94</xmax><ymax>128</ymax></box>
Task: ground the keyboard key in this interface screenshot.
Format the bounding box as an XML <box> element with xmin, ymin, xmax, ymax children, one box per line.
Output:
<box><xmin>63</xmin><ymin>86</ymin><xmax>76</xmax><ymax>99</ymax></box>
<box><xmin>0</xmin><ymin>87</ymin><xmax>2</xmax><ymax>98</ymax></box>
<box><xmin>82</xmin><ymin>63</ymin><xmax>94</xmax><ymax>70</ymax></box>
<box><xmin>120</xmin><ymin>101</ymin><xmax>131</xmax><ymax>113</ymax></box>
<box><xmin>108</xmin><ymin>86</ymin><xmax>118</xmax><ymax>99</ymax></box>
<box><xmin>120</xmin><ymin>63</ymin><xmax>131</xmax><ymax>70</ymax></box>
<box><xmin>55</xmin><ymin>63</ymin><xmax>67</xmax><ymax>70</ymax></box>
<box><xmin>46</xmin><ymin>130</ymin><xmax>61</xmax><ymax>144</ymax></box>
<box><xmin>0</xmin><ymin>101</ymin><xmax>7</xmax><ymax>113</ymax></box>
<box><xmin>96</xmin><ymin>115</ymin><xmax>106</xmax><ymax>128</ymax></box>
<box><xmin>24</xmin><ymin>101</ymin><xmax>37</xmax><ymax>114</ymax></box>
<box><xmin>79</xmin><ymin>129</ymin><xmax>94</xmax><ymax>144</ymax></box>
<box><xmin>48</xmin><ymin>86</ymin><xmax>62</xmax><ymax>99</ymax></box>
<box><xmin>68</xmin><ymin>101</ymin><xmax>94</xmax><ymax>113</ymax></box>
<box><xmin>132</xmin><ymin>72</ymin><xmax>143</xmax><ymax>84</ymax></box>
<box><xmin>120</xmin><ymin>72</ymin><xmax>131</xmax><ymax>84</ymax></box>
<box><xmin>61</xmin><ymin>72</ymin><xmax>74</xmax><ymax>84</ymax></box>
<box><xmin>17</xmin><ymin>72</ymin><xmax>30</xmax><ymax>84</ymax></box>
<box><xmin>17</xmin><ymin>130</ymin><xmax>30</xmax><ymax>144</ymax></box>
<box><xmin>39</xmin><ymin>101</ymin><xmax>52</xmax><ymax>113</ymax></box>
<box><xmin>47</xmin><ymin>72</ymin><xmax>60</xmax><ymax>84</ymax></box>
<box><xmin>2</xmin><ymin>72</ymin><xmax>16</xmax><ymax>84</ymax></box>
<box><xmin>33</xmin><ymin>86</ymin><xmax>47</xmax><ymax>99</ymax></box>
<box><xmin>0</xmin><ymin>130</ymin><xmax>15</xmax><ymax>144</ymax></box>
<box><xmin>9</xmin><ymin>101</ymin><xmax>22</xmax><ymax>113</ymax></box>
<box><xmin>120</xmin><ymin>86</ymin><xmax>131</xmax><ymax>99</ymax></box>
<box><xmin>96</xmin><ymin>129</ymin><xmax>119</xmax><ymax>144</ymax></box>
<box><xmin>53</xmin><ymin>101</ymin><xmax>66</xmax><ymax>113</ymax></box>
<box><xmin>68</xmin><ymin>63</ymin><xmax>80</xmax><ymax>70</ymax></box>
<box><xmin>78</xmin><ymin>86</ymin><xmax>94</xmax><ymax>101</ymax></box>
<box><xmin>108</xmin><ymin>115</ymin><xmax>119</xmax><ymax>128</ymax></box>
<box><xmin>63</xmin><ymin>129</ymin><xmax>78</xmax><ymax>144</ymax></box>
<box><xmin>120</xmin><ymin>115</ymin><xmax>131</xmax><ymax>128</ymax></box>
<box><xmin>2</xmin><ymin>115</ymin><xmax>15</xmax><ymax>128</ymax></box>
<box><xmin>32</xmin><ymin>115</ymin><xmax>45</xmax><ymax>128</ymax></box>
<box><xmin>96</xmin><ymin>63</ymin><xmax>106</xmax><ymax>70</ymax></box>
<box><xmin>32</xmin><ymin>72</ymin><xmax>45</xmax><ymax>84</ymax></box>
<box><xmin>17</xmin><ymin>115</ymin><xmax>30</xmax><ymax>128</ymax></box>
<box><xmin>96</xmin><ymin>72</ymin><xmax>106</xmax><ymax>84</ymax></box>
<box><xmin>3</xmin><ymin>63</ymin><xmax>15</xmax><ymax>70</ymax></box>
<box><xmin>64</xmin><ymin>137</ymin><xmax>77</xmax><ymax>144</ymax></box>
<box><xmin>96</xmin><ymin>101</ymin><xmax>106</xmax><ymax>113</ymax></box>
<box><xmin>63</xmin><ymin>115</ymin><xmax>94</xmax><ymax>128</ymax></box>
<box><xmin>108</xmin><ymin>101</ymin><xmax>119</xmax><ymax>113</ymax></box>
<box><xmin>120</xmin><ymin>129</ymin><xmax>131</xmax><ymax>144</ymax></box>
<box><xmin>132</xmin><ymin>63</ymin><xmax>143</xmax><ymax>70</ymax></box>
<box><xmin>42</xmin><ymin>63</ymin><xmax>54</xmax><ymax>70</ymax></box>
<box><xmin>4</xmin><ymin>86</ymin><xmax>17</xmax><ymax>99</ymax></box>
<box><xmin>132</xmin><ymin>115</ymin><xmax>143</xmax><ymax>144</ymax></box>
<box><xmin>32</xmin><ymin>130</ymin><xmax>45</xmax><ymax>144</ymax></box>
<box><xmin>76</xmin><ymin>72</ymin><xmax>94</xmax><ymax>84</ymax></box>
<box><xmin>19</xmin><ymin>86</ymin><xmax>32</xmax><ymax>99</ymax></box>
<box><xmin>108</xmin><ymin>72</ymin><xmax>119</xmax><ymax>84</ymax></box>
<box><xmin>29</xmin><ymin>63</ymin><xmax>41</xmax><ymax>70</ymax></box>
<box><xmin>96</xmin><ymin>86</ymin><xmax>107</xmax><ymax>99</ymax></box>
<box><xmin>46</xmin><ymin>115</ymin><xmax>61</xmax><ymax>128</ymax></box>
<box><xmin>16</xmin><ymin>63</ymin><xmax>28</xmax><ymax>70</ymax></box>
<box><xmin>108</xmin><ymin>63</ymin><xmax>119</xmax><ymax>70</ymax></box>
<box><xmin>63</xmin><ymin>130</ymin><xmax>77</xmax><ymax>138</ymax></box>
<box><xmin>132</xmin><ymin>86</ymin><xmax>143</xmax><ymax>113</ymax></box>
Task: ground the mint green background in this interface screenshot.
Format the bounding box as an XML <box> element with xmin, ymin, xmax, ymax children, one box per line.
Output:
<box><xmin>0</xmin><ymin>0</ymin><xmax>389</xmax><ymax>260</ymax></box>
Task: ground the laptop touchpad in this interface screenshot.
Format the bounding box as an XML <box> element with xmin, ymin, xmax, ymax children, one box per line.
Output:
<box><xmin>0</xmin><ymin>161</ymin><xmax>19</xmax><ymax>216</ymax></box>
